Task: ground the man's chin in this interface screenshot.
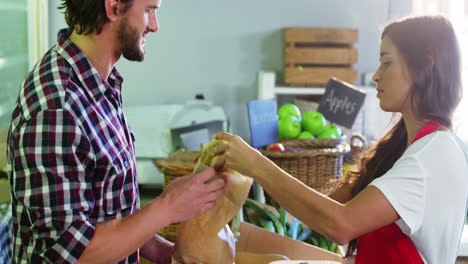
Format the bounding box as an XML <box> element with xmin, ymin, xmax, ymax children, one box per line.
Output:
<box><xmin>123</xmin><ymin>51</ymin><xmax>145</xmax><ymax>62</ymax></box>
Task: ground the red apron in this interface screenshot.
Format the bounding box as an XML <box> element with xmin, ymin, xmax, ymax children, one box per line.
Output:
<box><xmin>355</xmin><ymin>120</ymin><xmax>441</xmax><ymax>263</ymax></box>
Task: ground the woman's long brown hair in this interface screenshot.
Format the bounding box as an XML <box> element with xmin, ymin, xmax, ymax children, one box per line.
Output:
<box><xmin>345</xmin><ymin>15</ymin><xmax>462</xmax><ymax>257</ymax></box>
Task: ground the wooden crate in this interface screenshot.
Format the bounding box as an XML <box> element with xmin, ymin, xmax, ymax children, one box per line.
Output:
<box><xmin>284</xmin><ymin>27</ymin><xmax>358</xmax><ymax>87</ymax></box>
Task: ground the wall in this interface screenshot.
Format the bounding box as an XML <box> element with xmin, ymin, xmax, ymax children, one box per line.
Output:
<box><xmin>48</xmin><ymin>0</ymin><xmax>412</xmax><ymax>143</ymax></box>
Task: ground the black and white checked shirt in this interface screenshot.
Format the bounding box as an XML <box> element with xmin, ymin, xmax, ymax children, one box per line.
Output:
<box><xmin>7</xmin><ymin>29</ymin><xmax>140</xmax><ymax>264</ymax></box>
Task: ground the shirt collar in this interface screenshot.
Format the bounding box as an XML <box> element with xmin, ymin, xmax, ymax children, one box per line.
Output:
<box><xmin>55</xmin><ymin>28</ymin><xmax>124</xmax><ymax>100</ymax></box>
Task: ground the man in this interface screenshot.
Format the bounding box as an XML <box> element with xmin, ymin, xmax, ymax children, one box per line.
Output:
<box><xmin>6</xmin><ymin>0</ymin><xmax>226</xmax><ymax>263</ymax></box>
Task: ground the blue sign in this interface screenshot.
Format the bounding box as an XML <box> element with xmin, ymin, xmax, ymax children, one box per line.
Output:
<box><xmin>247</xmin><ymin>98</ymin><xmax>279</xmax><ymax>148</ymax></box>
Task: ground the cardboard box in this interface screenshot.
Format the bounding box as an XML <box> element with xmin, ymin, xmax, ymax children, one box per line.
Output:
<box><xmin>0</xmin><ymin>128</ymin><xmax>8</xmax><ymax>171</ymax></box>
<box><xmin>237</xmin><ymin>222</ymin><xmax>345</xmax><ymax>263</ymax></box>
<box><xmin>0</xmin><ymin>128</ymin><xmax>9</xmax><ymax>204</ymax></box>
<box><xmin>0</xmin><ymin>179</ymin><xmax>10</xmax><ymax>204</ymax></box>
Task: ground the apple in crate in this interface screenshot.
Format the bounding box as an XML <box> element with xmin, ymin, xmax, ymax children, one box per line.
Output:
<box><xmin>266</xmin><ymin>143</ymin><xmax>285</xmax><ymax>152</ymax></box>
<box><xmin>324</xmin><ymin>124</ymin><xmax>342</xmax><ymax>138</ymax></box>
<box><xmin>301</xmin><ymin>111</ymin><xmax>326</xmax><ymax>136</ymax></box>
<box><xmin>317</xmin><ymin>130</ymin><xmax>337</xmax><ymax>139</ymax></box>
<box><xmin>278</xmin><ymin>103</ymin><xmax>301</xmax><ymax>119</ymax></box>
<box><xmin>298</xmin><ymin>131</ymin><xmax>314</xmax><ymax>139</ymax></box>
<box><xmin>278</xmin><ymin>115</ymin><xmax>302</xmax><ymax>139</ymax></box>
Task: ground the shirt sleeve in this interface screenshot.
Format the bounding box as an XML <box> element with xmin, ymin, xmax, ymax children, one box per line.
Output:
<box><xmin>10</xmin><ymin>109</ymin><xmax>95</xmax><ymax>263</ymax></box>
<box><xmin>369</xmin><ymin>154</ymin><xmax>426</xmax><ymax>235</ymax></box>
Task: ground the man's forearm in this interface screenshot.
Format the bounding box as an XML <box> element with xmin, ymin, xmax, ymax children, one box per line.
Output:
<box><xmin>77</xmin><ymin>198</ymin><xmax>171</xmax><ymax>263</ymax></box>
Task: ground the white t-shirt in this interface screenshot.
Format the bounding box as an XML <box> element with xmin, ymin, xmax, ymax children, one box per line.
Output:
<box><xmin>369</xmin><ymin>131</ymin><xmax>468</xmax><ymax>264</ymax></box>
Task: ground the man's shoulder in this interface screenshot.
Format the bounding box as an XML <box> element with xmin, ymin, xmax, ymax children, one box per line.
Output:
<box><xmin>18</xmin><ymin>46</ymin><xmax>77</xmax><ymax>120</ymax></box>
<box><xmin>26</xmin><ymin>45</ymin><xmax>73</xmax><ymax>93</ymax></box>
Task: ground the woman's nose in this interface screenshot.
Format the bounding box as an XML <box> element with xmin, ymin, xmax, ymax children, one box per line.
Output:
<box><xmin>372</xmin><ymin>70</ymin><xmax>381</xmax><ymax>84</ymax></box>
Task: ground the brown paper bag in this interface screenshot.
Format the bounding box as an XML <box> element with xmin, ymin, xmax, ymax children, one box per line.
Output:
<box><xmin>172</xmin><ymin>145</ymin><xmax>253</xmax><ymax>264</ymax></box>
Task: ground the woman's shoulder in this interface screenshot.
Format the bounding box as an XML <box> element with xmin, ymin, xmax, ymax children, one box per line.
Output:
<box><xmin>405</xmin><ymin>131</ymin><xmax>467</xmax><ymax>166</ymax></box>
<box><xmin>409</xmin><ymin>130</ymin><xmax>459</xmax><ymax>151</ymax></box>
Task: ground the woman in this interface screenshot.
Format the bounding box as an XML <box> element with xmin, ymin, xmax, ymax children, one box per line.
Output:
<box><xmin>213</xmin><ymin>15</ymin><xmax>468</xmax><ymax>263</ymax></box>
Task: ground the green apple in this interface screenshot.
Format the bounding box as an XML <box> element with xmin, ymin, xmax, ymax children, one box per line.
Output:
<box><xmin>278</xmin><ymin>104</ymin><xmax>301</xmax><ymax>120</ymax></box>
<box><xmin>317</xmin><ymin>130</ymin><xmax>337</xmax><ymax>139</ymax></box>
<box><xmin>298</xmin><ymin>131</ymin><xmax>315</xmax><ymax>139</ymax></box>
<box><xmin>301</xmin><ymin>111</ymin><xmax>326</xmax><ymax>136</ymax></box>
<box><xmin>323</xmin><ymin>124</ymin><xmax>342</xmax><ymax>138</ymax></box>
<box><xmin>278</xmin><ymin>116</ymin><xmax>302</xmax><ymax>139</ymax></box>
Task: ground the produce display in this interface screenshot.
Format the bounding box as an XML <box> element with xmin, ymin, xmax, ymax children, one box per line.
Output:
<box><xmin>242</xmin><ymin>199</ymin><xmax>339</xmax><ymax>254</ymax></box>
<box><xmin>234</xmin><ymin>252</ymin><xmax>289</xmax><ymax>264</ymax></box>
<box><xmin>277</xmin><ymin>103</ymin><xmax>342</xmax><ymax>140</ymax></box>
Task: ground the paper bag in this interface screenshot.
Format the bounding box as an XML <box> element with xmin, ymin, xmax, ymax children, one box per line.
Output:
<box><xmin>172</xmin><ymin>140</ymin><xmax>253</xmax><ymax>264</ymax></box>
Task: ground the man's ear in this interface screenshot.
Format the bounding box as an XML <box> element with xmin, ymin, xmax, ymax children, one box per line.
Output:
<box><xmin>105</xmin><ymin>0</ymin><xmax>120</xmax><ymax>22</ymax></box>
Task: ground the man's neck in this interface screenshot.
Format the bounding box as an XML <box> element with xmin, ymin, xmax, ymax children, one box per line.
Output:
<box><xmin>68</xmin><ymin>28</ymin><xmax>121</xmax><ymax>80</ymax></box>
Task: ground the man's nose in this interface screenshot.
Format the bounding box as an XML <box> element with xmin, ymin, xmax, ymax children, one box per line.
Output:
<box><xmin>147</xmin><ymin>13</ymin><xmax>159</xmax><ymax>32</ymax></box>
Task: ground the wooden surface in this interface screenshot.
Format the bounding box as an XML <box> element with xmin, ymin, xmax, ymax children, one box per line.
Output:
<box><xmin>285</xmin><ymin>47</ymin><xmax>358</xmax><ymax>66</ymax></box>
<box><xmin>284</xmin><ymin>67</ymin><xmax>358</xmax><ymax>87</ymax></box>
<box><xmin>141</xmin><ymin>255</ymin><xmax>468</xmax><ymax>263</ymax></box>
<box><xmin>345</xmin><ymin>256</ymin><xmax>468</xmax><ymax>263</ymax></box>
<box><xmin>285</xmin><ymin>28</ymin><xmax>358</xmax><ymax>44</ymax></box>
<box><xmin>237</xmin><ymin>222</ymin><xmax>345</xmax><ymax>263</ymax></box>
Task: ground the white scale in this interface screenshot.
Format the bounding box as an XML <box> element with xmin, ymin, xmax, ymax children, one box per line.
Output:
<box><xmin>124</xmin><ymin>98</ymin><xmax>229</xmax><ymax>187</ymax></box>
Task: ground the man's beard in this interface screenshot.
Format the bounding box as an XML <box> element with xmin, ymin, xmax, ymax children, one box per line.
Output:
<box><xmin>117</xmin><ymin>17</ymin><xmax>145</xmax><ymax>62</ymax></box>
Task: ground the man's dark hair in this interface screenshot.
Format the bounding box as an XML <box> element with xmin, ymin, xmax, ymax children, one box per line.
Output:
<box><xmin>59</xmin><ymin>0</ymin><xmax>135</xmax><ymax>35</ymax></box>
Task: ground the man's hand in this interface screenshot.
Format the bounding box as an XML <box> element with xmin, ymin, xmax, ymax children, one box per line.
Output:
<box><xmin>140</xmin><ymin>234</ymin><xmax>174</xmax><ymax>264</ymax></box>
<box><xmin>160</xmin><ymin>167</ymin><xmax>226</xmax><ymax>224</ymax></box>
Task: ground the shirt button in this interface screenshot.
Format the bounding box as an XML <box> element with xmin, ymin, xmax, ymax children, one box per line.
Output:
<box><xmin>124</xmin><ymin>161</ymin><xmax>128</xmax><ymax>168</ymax></box>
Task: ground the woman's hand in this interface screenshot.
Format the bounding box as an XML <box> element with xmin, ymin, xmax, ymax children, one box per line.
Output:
<box><xmin>211</xmin><ymin>131</ymin><xmax>269</xmax><ymax>178</ymax></box>
<box><xmin>160</xmin><ymin>167</ymin><xmax>226</xmax><ymax>224</ymax></box>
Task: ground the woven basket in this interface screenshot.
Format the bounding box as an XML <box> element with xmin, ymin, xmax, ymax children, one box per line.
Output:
<box><xmin>280</xmin><ymin>137</ymin><xmax>345</xmax><ymax>149</ymax></box>
<box><xmin>159</xmin><ymin>171</ymin><xmax>180</xmax><ymax>242</ymax></box>
<box><xmin>155</xmin><ymin>150</ymin><xmax>199</xmax><ymax>243</ymax></box>
<box><xmin>261</xmin><ymin>143</ymin><xmax>347</xmax><ymax>195</ymax></box>
<box><xmin>157</xmin><ymin>169</ymin><xmax>188</xmax><ymax>242</ymax></box>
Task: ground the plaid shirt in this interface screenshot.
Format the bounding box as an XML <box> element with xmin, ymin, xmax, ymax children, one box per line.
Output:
<box><xmin>7</xmin><ymin>29</ymin><xmax>140</xmax><ymax>264</ymax></box>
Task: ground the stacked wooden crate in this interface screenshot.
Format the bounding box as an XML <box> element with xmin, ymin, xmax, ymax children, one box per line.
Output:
<box><xmin>284</xmin><ymin>27</ymin><xmax>358</xmax><ymax>87</ymax></box>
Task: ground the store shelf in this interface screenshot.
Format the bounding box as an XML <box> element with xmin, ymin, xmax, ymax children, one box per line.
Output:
<box><xmin>274</xmin><ymin>87</ymin><xmax>325</xmax><ymax>95</ymax></box>
<box><xmin>257</xmin><ymin>71</ymin><xmax>326</xmax><ymax>99</ymax></box>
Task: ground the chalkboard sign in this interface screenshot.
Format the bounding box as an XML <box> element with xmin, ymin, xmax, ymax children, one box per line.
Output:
<box><xmin>317</xmin><ymin>77</ymin><xmax>366</xmax><ymax>129</ymax></box>
<box><xmin>247</xmin><ymin>98</ymin><xmax>279</xmax><ymax>148</ymax></box>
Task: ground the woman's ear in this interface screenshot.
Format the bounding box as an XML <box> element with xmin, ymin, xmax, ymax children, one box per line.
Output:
<box><xmin>105</xmin><ymin>0</ymin><xmax>120</xmax><ymax>22</ymax></box>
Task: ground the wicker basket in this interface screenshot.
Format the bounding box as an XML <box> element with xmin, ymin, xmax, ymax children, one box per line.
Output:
<box><xmin>280</xmin><ymin>137</ymin><xmax>345</xmax><ymax>149</ymax></box>
<box><xmin>155</xmin><ymin>150</ymin><xmax>199</xmax><ymax>242</ymax></box>
<box><xmin>156</xmin><ymin>170</ymin><xmax>184</xmax><ymax>242</ymax></box>
<box><xmin>261</xmin><ymin>142</ymin><xmax>347</xmax><ymax>195</ymax></box>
